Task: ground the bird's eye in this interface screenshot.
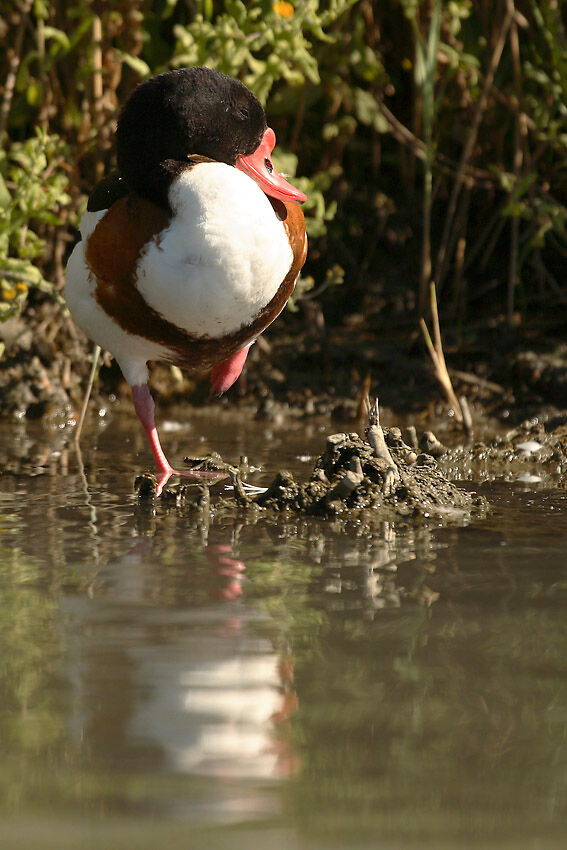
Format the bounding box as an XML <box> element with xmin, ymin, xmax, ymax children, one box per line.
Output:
<box><xmin>264</xmin><ymin>157</ymin><xmax>273</xmax><ymax>174</ymax></box>
<box><xmin>239</xmin><ymin>107</ymin><xmax>249</xmax><ymax>118</ymax></box>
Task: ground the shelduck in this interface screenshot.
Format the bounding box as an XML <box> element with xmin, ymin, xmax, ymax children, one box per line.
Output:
<box><xmin>66</xmin><ymin>66</ymin><xmax>307</xmax><ymax>493</ymax></box>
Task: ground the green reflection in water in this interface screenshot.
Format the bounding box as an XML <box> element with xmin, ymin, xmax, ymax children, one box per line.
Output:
<box><xmin>0</xmin><ymin>473</ymin><xmax>567</xmax><ymax>849</ymax></box>
<box><xmin>0</xmin><ymin>541</ymin><xmax>67</xmax><ymax>811</ymax></box>
<box><xmin>281</xmin><ymin>602</ymin><xmax>567</xmax><ymax>841</ymax></box>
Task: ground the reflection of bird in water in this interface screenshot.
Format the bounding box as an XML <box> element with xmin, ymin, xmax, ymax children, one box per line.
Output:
<box><xmin>61</xmin><ymin>533</ymin><xmax>298</xmax><ymax>814</ymax></box>
<box><xmin>206</xmin><ymin>543</ymin><xmax>246</xmax><ymax>602</ymax></box>
<box><xmin>65</xmin><ymin>66</ymin><xmax>307</xmax><ymax>494</ymax></box>
<box><xmin>129</xmin><ymin>624</ymin><xmax>297</xmax><ymax>781</ymax></box>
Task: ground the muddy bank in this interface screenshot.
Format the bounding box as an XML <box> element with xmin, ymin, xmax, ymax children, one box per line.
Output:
<box><xmin>443</xmin><ymin>410</ymin><xmax>567</xmax><ymax>486</ymax></box>
<box><xmin>2</xmin><ymin>289</ymin><xmax>567</xmax><ymax>430</ymax></box>
<box><xmin>133</xmin><ymin>401</ymin><xmax>567</xmax><ymax>528</ymax></box>
<box><xmin>135</xmin><ymin>402</ymin><xmax>488</xmax><ymax>527</ymax></box>
<box><xmin>3</xmin><ymin>292</ymin><xmax>567</xmax><ymax>522</ymax></box>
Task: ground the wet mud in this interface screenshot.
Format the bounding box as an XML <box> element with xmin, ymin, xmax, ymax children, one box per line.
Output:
<box><xmin>132</xmin><ymin>403</ymin><xmax>567</xmax><ymax>528</ymax></box>
<box><xmin>136</xmin><ymin>406</ymin><xmax>488</xmax><ymax>526</ymax></box>
<box><xmin>445</xmin><ymin>409</ymin><xmax>567</xmax><ymax>485</ymax></box>
<box><xmin>4</xmin><ymin>296</ymin><xmax>567</xmax><ymax>527</ymax></box>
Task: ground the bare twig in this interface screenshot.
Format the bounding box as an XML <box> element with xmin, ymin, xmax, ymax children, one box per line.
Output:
<box><xmin>459</xmin><ymin>395</ymin><xmax>474</xmax><ymax>435</ymax></box>
<box><xmin>356</xmin><ymin>374</ymin><xmax>372</xmax><ymax>422</ymax></box>
<box><xmin>228</xmin><ymin>467</ymin><xmax>253</xmax><ymax>505</ymax></box>
<box><xmin>447</xmin><ymin>185</ymin><xmax>471</xmax><ymax>314</ymax></box>
<box><xmin>0</xmin><ymin>0</ymin><xmax>33</xmax><ymax>142</ymax></box>
<box><xmin>434</xmin><ymin>6</ymin><xmax>515</xmax><ymax>291</ymax></box>
<box><xmin>365</xmin><ymin>399</ymin><xmax>399</xmax><ymax>491</ymax></box>
<box><xmin>74</xmin><ymin>344</ymin><xmax>101</xmax><ymax>443</ymax></box>
<box><xmin>420</xmin><ymin>282</ymin><xmax>464</xmax><ymax>425</ymax></box>
<box><xmin>448</xmin><ymin>368</ymin><xmax>507</xmax><ymax>396</ymax></box>
<box><xmin>507</xmin><ymin>0</ymin><xmax>526</xmax><ymax>327</ymax></box>
<box><xmin>378</xmin><ymin>100</ymin><xmax>501</xmax><ymax>189</ymax></box>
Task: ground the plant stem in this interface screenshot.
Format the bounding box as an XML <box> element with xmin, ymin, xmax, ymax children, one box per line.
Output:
<box><xmin>434</xmin><ymin>6</ymin><xmax>514</xmax><ymax>291</ymax></box>
<box><xmin>420</xmin><ymin>282</ymin><xmax>463</xmax><ymax>424</ymax></box>
<box><xmin>507</xmin><ymin>0</ymin><xmax>524</xmax><ymax>326</ymax></box>
<box><xmin>0</xmin><ymin>0</ymin><xmax>33</xmax><ymax>143</ymax></box>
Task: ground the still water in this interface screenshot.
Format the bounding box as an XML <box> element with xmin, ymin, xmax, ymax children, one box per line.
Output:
<box><xmin>1</xmin><ymin>409</ymin><xmax>567</xmax><ymax>849</ymax></box>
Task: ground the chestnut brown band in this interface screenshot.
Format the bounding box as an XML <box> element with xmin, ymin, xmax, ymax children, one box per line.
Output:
<box><xmin>86</xmin><ymin>190</ymin><xmax>306</xmax><ymax>373</ymax></box>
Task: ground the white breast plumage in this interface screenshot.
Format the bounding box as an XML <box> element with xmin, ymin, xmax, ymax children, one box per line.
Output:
<box><xmin>135</xmin><ymin>162</ymin><xmax>293</xmax><ymax>338</ymax></box>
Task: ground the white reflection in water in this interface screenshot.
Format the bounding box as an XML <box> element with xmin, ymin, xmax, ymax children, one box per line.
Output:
<box><xmin>128</xmin><ymin>635</ymin><xmax>285</xmax><ymax>778</ymax></box>
<box><xmin>60</xmin><ymin>538</ymin><xmax>296</xmax><ymax>793</ymax></box>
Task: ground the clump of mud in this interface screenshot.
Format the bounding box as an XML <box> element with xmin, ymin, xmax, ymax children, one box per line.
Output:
<box><xmin>229</xmin><ymin>431</ymin><xmax>485</xmax><ymax>523</ymax></box>
<box><xmin>444</xmin><ymin>411</ymin><xmax>567</xmax><ymax>483</ymax></box>
<box><xmin>142</xmin><ymin>405</ymin><xmax>488</xmax><ymax>525</ymax></box>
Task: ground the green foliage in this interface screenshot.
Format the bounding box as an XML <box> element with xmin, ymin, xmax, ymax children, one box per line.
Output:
<box><xmin>170</xmin><ymin>0</ymin><xmax>364</xmax><ymax>240</ymax></box>
<box><xmin>0</xmin><ymin>536</ymin><xmax>64</xmax><ymax>768</ymax></box>
<box><xmin>0</xmin><ymin>130</ymin><xmax>70</xmax><ymax>320</ymax></box>
<box><xmin>394</xmin><ymin>0</ymin><xmax>567</xmax><ymax>317</ymax></box>
<box><xmin>2</xmin><ymin>0</ymin><xmax>567</xmax><ymax>339</ymax></box>
<box><xmin>288</xmin><ymin>262</ymin><xmax>345</xmax><ymax>311</ymax></box>
<box><xmin>0</xmin><ymin>0</ymin><xmax>375</xmax><ymax>328</ymax></box>
<box><xmin>511</xmin><ymin>0</ymin><xmax>567</xmax><ymax>277</ymax></box>
<box><xmin>171</xmin><ymin>0</ymin><xmax>361</xmax><ymax>100</ymax></box>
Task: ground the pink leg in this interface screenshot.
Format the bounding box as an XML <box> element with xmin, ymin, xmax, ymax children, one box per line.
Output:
<box><xmin>131</xmin><ymin>383</ymin><xmax>229</xmax><ymax>496</ymax></box>
<box><xmin>132</xmin><ymin>383</ymin><xmax>174</xmax><ymax>480</ymax></box>
<box><xmin>210</xmin><ymin>344</ymin><xmax>251</xmax><ymax>397</ymax></box>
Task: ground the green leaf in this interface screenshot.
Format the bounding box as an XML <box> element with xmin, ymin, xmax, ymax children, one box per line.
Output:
<box><xmin>26</xmin><ymin>82</ymin><xmax>43</xmax><ymax>107</ymax></box>
<box><xmin>510</xmin><ymin>173</ymin><xmax>538</xmax><ymax>201</ymax></box>
<box><xmin>43</xmin><ymin>26</ymin><xmax>71</xmax><ymax>52</ymax></box>
<box><xmin>114</xmin><ymin>50</ymin><xmax>151</xmax><ymax>79</ymax></box>
<box><xmin>353</xmin><ymin>88</ymin><xmax>389</xmax><ymax>132</ymax></box>
<box><xmin>0</xmin><ymin>173</ymin><xmax>10</xmax><ymax>210</ymax></box>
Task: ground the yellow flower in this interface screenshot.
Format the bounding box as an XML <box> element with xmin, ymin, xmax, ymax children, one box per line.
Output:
<box><xmin>273</xmin><ymin>1</ymin><xmax>294</xmax><ymax>18</ymax></box>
